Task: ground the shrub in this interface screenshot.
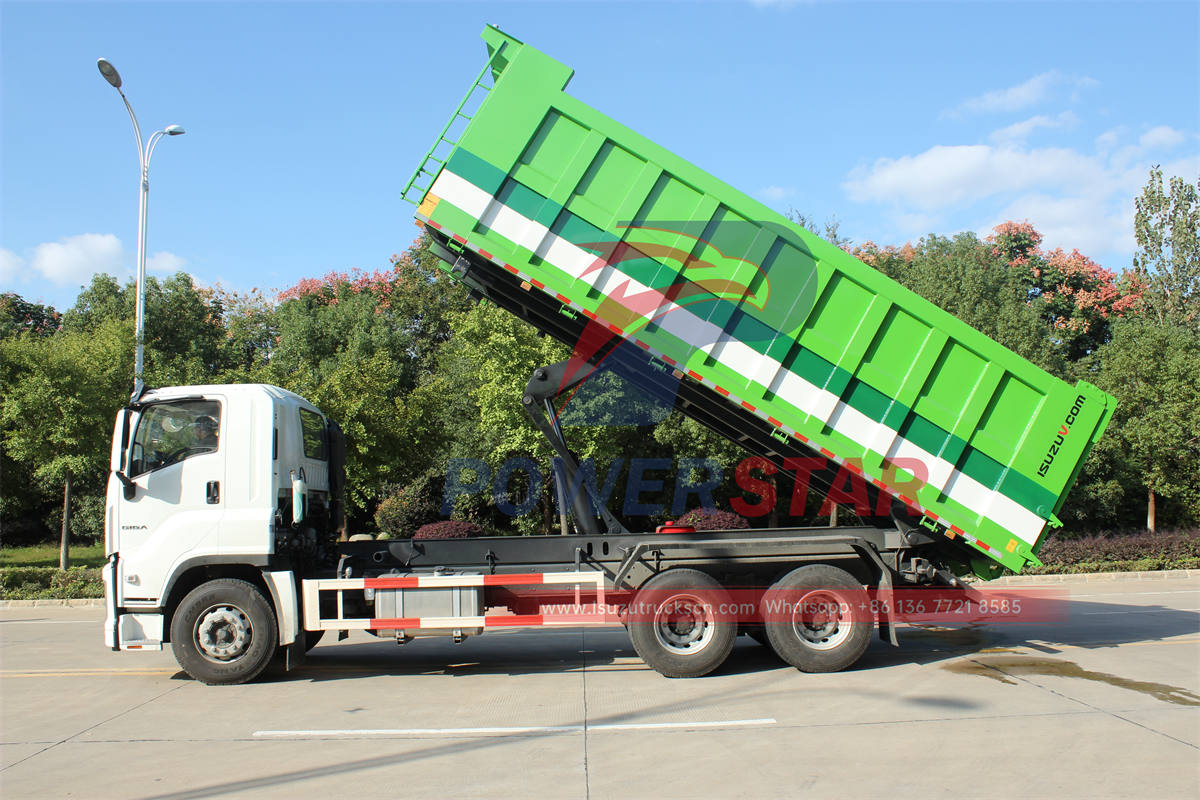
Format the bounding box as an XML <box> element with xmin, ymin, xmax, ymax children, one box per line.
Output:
<box><xmin>1030</xmin><ymin>529</ymin><xmax>1200</xmax><ymax>574</ymax></box>
<box><xmin>0</xmin><ymin>566</ymin><xmax>104</xmax><ymax>599</ymax></box>
<box><xmin>676</xmin><ymin>507</ymin><xmax>750</xmax><ymax>530</ymax></box>
<box><xmin>374</xmin><ymin>472</ymin><xmax>443</xmax><ymax>537</ymax></box>
<box><xmin>412</xmin><ymin>520</ymin><xmax>484</xmax><ymax>540</ymax></box>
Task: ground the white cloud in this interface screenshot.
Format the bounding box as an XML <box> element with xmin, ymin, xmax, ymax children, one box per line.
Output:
<box><xmin>987</xmin><ymin>193</ymin><xmax>1134</xmax><ymax>257</ymax></box>
<box><xmin>147</xmin><ymin>250</ymin><xmax>187</xmax><ymax>274</ymax></box>
<box><xmin>843</xmin><ymin>125</ymin><xmax>1197</xmax><ymax>261</ymax></box>
<box><xmin>1138</xmin><ymin>125</ymin><xmax>1185</xmax><ymax>151</ymax></box>
<box><xmin>947</xmin><ymin>71</ymin><xmax>1097</xmax><ymax>117</ymax></box>
<box><xmin>844</xmin><ymin>144</ymin><xmax>1099</xmax><ymax>210</ymax></box>
<box><xmin>759</xmin><ymin>185</ymin><xmax>795</xmax><ymax>202</ymax></box>
<box><xmin>30</xmin><ymin>233</ymin><xmax>124</xmax><ymax>286</ymax></box>
<box><xmin>0</xmin><ymin>249</ymin><xmax>24</xmax><ymax>284</ymax></box>
<box><xmin>989</xmin><ymin>111</ymin><xmax>1078</xmax><ymax>146</ymax></box>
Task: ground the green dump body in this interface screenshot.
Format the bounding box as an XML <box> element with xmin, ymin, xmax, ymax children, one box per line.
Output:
<box><xmin>406</xmin><ymin>26</ymin><xmax>1116</xmax><ymax>575</ymax></box>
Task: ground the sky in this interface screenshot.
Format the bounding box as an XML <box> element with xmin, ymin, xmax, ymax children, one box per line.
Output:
<box><xmin>2</xmin><ymin>0</ymin><xmax>1197</xmax><ymax>312</ymax></box>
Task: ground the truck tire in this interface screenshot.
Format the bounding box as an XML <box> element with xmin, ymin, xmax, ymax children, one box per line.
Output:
<box><xmin>170</xmin><ymin>579</ymin><xmax>278</xmax><ymax>685</ymax></box>
<box><xmin>628</xmin><ymin>569</ymin><xmax>736</xmax><ymax>678</ymax></box>
<box><xmin>762</xmin><ymin>564</ymin><xmax>871</xmax><ymax>673</ymax></box>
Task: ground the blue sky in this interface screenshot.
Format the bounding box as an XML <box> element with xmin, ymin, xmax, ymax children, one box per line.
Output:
<box><xmin>2</xmin><ymin>1</ymin><xmax>1197</xmax><ymax>312</ymax></box>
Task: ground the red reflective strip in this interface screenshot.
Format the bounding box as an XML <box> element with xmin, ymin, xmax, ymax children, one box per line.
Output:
<box><xmin>926</xmin><ymin>511</ymin><xmax>939</xmax><ymax>521</ymax></box>
<box><xmin>662</xmin><ymin>355</ymin><xmax>676</xmax><ymax>365</ymax></box>
<box><xmin>740</xmin><ymin>400</ymin><xmax>755</xmax><ymax>412</ymax></box>
<box><xmin>531</xmin><ymin>279</ymin><xmax>545</xmax><ymax>289</ymax></box>
<box><xmin>792</xmin><ymin>431</ymin><xmax>808</xmax><ymax>442</ymax></box>
<box><xmin>607</xmin><ymin>323</ymin><xmax>623</xmax><ymax>335</ymax></box>
<box><xmin>635</xmin><ymin>340</ymin><xmax>650</xmax><ymax>350</ymax></box>
<box><xmin>819</xmin><ymin>448</ymin><xmax>836</xmax><ymax>459</ymax></box>
<box><xmin>428</xmin><ymin>220</ymin><xmax>443</xmax><ymax>230</ymax></box>
<box><xmin>845</xmin><ymin>462</ymin><xmax>862</xmax><ymax>474</ymax></box>
<box><xmin>872</xmin><ymin>478</ymin><xmax>888</xmax><ymax>489</ymax></box>
<box><xmin>556</xmin><ymin>293</ymin><xmax>570</xmax><ymax>303</ymax></box>
<box><xmin>503</xmin><ymin>263</ymin><xmax>519</xmax><ymax>274</ymax></box>
<box><xmin>484</xmin><ymin>615</ymin><xmax>543</xmax><ymax>627</ymax></box>
<box><xmin>582</xmin><ymin>310</ymin><xmax>597</xmax><ymax>319</ymax></box>
<box><xmin>898</xmin><ymin>495</ymin><xmax>915</xmax><ymax>506</ymax></box>
<box><xmin>364</xmin><ymin>577</ymin><xmax>420</xmax><ymax>589</ymax></box>
<box><xmin>370</xmin><ymin>618</ymin><xmax>421</xmax><ymax>629</ymax></box>
<box><xmin>482</xmin><ymin>574</ymin><xmax>544</xmax><ymax>586</ymax></box>
<box><xmin>687</xmin><ymin>370</ymin><xmax>703</xmax><ymax>381</ymax></box>
<box><xmin>451</xmin><ymin>233</ymin><xmax>466</xmax><ymax>244</ymax></box>
<box><xmin>714</xmin><ymin>385</ymin><xmax>730</xmax><ymax>397</ymax></box>
<box><xmin>478</xmin><ymin>249</ymin><xmax>492</xmax><ymax>260</ymax></box>
<box><xmin>767</xmin><ymin>417</ymin><xmax>782</xmax><ymax>427</ymax></box>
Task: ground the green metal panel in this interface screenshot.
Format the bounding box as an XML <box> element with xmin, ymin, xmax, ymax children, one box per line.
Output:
<box><xmin>406</xmin><ymin>25</ymin><xmax>1117</xmax><ymax>576</ymax></box>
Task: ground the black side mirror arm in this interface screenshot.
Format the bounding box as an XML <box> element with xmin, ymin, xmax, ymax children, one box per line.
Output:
<box><xmin>115</xmin><ymin>471</ymin><xmax>136</xmax><ymax>500</ymax></box>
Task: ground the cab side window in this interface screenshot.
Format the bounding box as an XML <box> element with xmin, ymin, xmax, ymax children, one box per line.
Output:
<box><xmin>299</xmin><ymin>408</ymin><xmax>328</xmax><ymax>461</ymax></box>
<box><xmin>130</xmin><ymin>400</ymin><xmax>222</xmax><ymax>478</ymax></box>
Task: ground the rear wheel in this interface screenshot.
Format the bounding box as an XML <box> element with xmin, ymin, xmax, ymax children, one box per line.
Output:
<box><xmin>170</xmin><ymin>579</ymin><xmax>278</xmax><ymax>685</ymax></box>
<box><xmin>628</xmin><ymin>569</ymin><xmax>737</xmax><ymax>678</ymax></box>
<box><xmin>762</xmin><ymin>564</ymin><xmax>872</xmax><ymax>673</ymax></box>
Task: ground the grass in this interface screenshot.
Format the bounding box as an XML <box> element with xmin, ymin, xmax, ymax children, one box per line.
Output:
<box><xmin>0</xmin><ymin>543</ymin><xmax>107</xmax><ymax>568</ymax></box>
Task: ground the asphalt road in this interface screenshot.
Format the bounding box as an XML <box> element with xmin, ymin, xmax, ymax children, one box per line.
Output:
<box><xmin>2</xmin><ymin>577</ymin><xmax>1198</xmax><ymax>799</ymax></box>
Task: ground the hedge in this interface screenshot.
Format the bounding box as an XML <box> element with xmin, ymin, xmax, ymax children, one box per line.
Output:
<box><xmin>1</xmin><ymin>566</ymin><xmax>104</xmax><ymax>600</ymax></box>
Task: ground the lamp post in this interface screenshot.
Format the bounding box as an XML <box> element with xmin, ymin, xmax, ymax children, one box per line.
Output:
<box><xmin>97</xmin><ymin>58</ymin><xmax>185</xmax><ymax>399</ymax></box>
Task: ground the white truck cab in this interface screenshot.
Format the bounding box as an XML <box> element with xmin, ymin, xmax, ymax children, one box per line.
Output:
<box><xmin>102</xmin><ymin>384</ymin><xmax>342</xmax><ymax>674</ymax></box>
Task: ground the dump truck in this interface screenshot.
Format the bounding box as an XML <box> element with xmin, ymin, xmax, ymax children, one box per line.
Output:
<box><xmin>102</xmin><ymin>25</ymin><xmax>1115</xmax><ymax>685</ymax></box>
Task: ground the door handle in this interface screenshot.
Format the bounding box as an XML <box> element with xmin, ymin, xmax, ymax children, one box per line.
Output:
<box><xmin>206</xmin><ymin>480</ymin><xmax>220</xmax><ymax>504</ymax></box>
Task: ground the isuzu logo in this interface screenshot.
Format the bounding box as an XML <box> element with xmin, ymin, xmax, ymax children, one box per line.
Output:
<box><xmin>1038</xmin><ymin>395</ymin><xmax>1086</xmax><ymax>477</ymax></box>
<box><xmin>121</xmin><ymin>524</ymin><xmax>148</xmax><ymax>530</ymax></box>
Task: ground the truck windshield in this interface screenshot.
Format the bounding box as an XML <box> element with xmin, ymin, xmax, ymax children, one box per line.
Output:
<box><xmin>130</xmin><ymin>399</ymin><xmax>222</xmax><ymax>477</ymax></box>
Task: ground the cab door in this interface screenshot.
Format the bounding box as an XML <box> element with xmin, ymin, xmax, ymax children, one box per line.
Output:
<box><xmin>117</xmin><ymin>396</ymin><xmax>226</xmax><ymax>604</ymax></box>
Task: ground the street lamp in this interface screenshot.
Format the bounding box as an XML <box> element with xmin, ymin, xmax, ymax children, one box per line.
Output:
<box><xmin>96</xmin><ymin>57</ymin><xmax>185</xmax><ymax>400</ymax></box>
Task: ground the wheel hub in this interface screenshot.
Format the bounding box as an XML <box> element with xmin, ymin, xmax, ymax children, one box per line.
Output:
<box><xmin>654</xmin><ymin>595</ymin><xmax>714</xmax><ymax>654</ymax></box>
<box><xmin>195</xmin><ymin>605</ymin><xmax>252</xmax><ymax>662</ymax></box>
<box><xmin>792</xmin><ymin>591</ymin><xmax>850</xmax><ymax>651</ymax></box>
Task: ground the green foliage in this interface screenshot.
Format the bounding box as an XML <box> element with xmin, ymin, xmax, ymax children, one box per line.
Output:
<box><xmin>375</xmin><ymin>472</ymin><xmax>443</xmax><ymax>537</ymax></box>
<box><xmin>1094</xmin><ymin>317</ymin><xmax>1200</xmax><ymax>521</ymax></box>
<box><xmin>1132</xmin><ymin>168</ymin><xmax>1199</xmax><ymax>328</ymax></box>
<box><xmin>0</xmin><ymin>566</ymin><xmax>104</xmax><ymax>599</ymax></box>
<box><xmin>0</xmin><ymin>293</ymin><xmax>60</xmax><ymax>338</ymax></box>
<box><xmin>1</xmin><ymin>316</ymin><xmax>132</xmax><ymax>494</ymax></box>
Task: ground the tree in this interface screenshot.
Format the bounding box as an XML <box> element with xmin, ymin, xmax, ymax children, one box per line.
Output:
<box><xmin>1131</xmin><ymin>167</ymin><xmax>1199</xmax><ymax>328</ymax></box>
<box><xmin>1095</xmin><ymin>318</ymin><xmax>1200</xmax><ymax>530</ymax></box>
<box><xmin>0</xmin><ymin>293</ymin><xmax>60</xmax><ymax>338</ymax></box>
<box><xmin>1094</xmin><ymin>168</ymin><xmax>1200</xmax><ymax>531</ymax></box>
<box><xmin>0</xmin><ymin>318</ymin><xmax>132</xmax><ymax>564</ymax></box>
<box><xmin>987</xmin><ymin>221</ymin><xmax>1137</xmax><ymax>360</ymax></box>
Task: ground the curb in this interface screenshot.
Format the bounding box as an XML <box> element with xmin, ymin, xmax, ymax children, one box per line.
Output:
<box><xmin>0</xmin><ymin>598</ymin><xmax>105</xmax><ymax>608</ymax></box>
<box><xmin>985</xmin><ymin>568</ymin><xmax>1200</xmax><ymax>585</ymax></box>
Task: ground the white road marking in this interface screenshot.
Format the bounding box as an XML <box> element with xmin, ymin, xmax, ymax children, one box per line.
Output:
<box><xmin>253</xmin><ymin>718</ymin><xmax>778</xmax><ymax>737</ymax></box>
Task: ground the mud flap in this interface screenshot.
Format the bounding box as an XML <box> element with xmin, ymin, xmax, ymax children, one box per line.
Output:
<box><xmin>281</xmin><ymin>638</ymin><xmax>306</xmax><ymax>672</ymax></box>
<box><xmin>876</xmin><ymin>569</ymin><xmax>899</xmax><ymax>646</ymax></box>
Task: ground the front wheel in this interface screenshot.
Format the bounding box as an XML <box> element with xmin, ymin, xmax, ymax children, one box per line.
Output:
<box><xmin>628</xmin><ymin>569</ymin><xmax>737</xmax><ymax>678</ymax></box>
<box><xmin>762</xmin><ymin>564</ymin><xmax>872</xmax><ymax>673</ymax></box>
<box><xmin>170</xmin><ymin>578</ymin><xmax>278</xmax><ymax>685</ymax></box>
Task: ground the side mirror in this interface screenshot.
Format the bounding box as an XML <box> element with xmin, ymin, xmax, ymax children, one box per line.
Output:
<box><xmin>115</xmin><ymin>471</ymin><xmax>136</xmax><ymax>501</ymax></box>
